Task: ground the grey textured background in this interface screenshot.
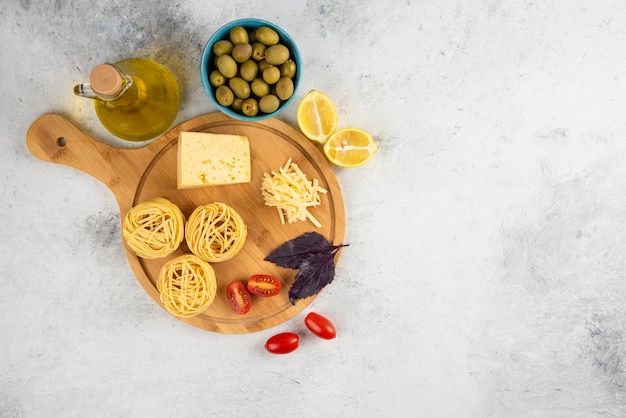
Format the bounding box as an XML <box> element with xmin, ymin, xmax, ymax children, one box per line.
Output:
<box><xmin>3</xmin><ymin>0</ymin><xmax>626</xmax><ymax>416</ymax></box>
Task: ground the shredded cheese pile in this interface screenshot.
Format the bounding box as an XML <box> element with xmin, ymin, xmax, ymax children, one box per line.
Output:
<box><xmin>261</xmin><ymin>158</ymin><xmax>327</xmax><ymax>227</ymax></box>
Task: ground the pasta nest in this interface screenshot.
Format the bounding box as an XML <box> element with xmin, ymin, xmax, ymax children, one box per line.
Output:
<box><xmin>122</xmin><ymin>197</ymin><xmax>185</xmax><ymax>259</ymax></box>
<box><xmin>157</xmin><ymin>254</ymin><xmax>217</xmax><ymax>318</ymax></box>
<box><xmin>185</xmin><ymin>202</ymin><xmax>247</xmax><ymax>263</ymax></box>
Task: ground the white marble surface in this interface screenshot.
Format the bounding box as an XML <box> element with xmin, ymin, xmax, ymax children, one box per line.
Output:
<box><xmin>3</xmin><ymin>1</ymin><xmax>626</xmax><ymax>416</ymax></box>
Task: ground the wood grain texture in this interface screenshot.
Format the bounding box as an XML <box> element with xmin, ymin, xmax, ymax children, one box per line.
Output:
<box><xmin>26</xmin><ymin>113</ymin><xmax>346</xmax><ymax>333</ymax></box>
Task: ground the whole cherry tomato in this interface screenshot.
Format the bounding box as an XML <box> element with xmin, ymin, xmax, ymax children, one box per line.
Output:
<box><xmin>304</xmin><ymin>312</ymin><xmax>336</xmax><ymax>339</ymax></box>
<box><xmin>226</xmin><ymin>281</ymin><xmax>251</xmax><ymax>315</ymax></box>
<box><xmin>265</xmin><ymin>332</ymin><xmax>299</xmax><ymax>354</ymax></box>
<box><xmin>247</xmin><ymin>274</ymin><xmax>282</xmax><ymax>297</ymax></box>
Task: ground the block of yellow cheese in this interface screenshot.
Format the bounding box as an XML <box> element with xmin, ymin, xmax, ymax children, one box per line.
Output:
<box><xmin>177</xmin><ymin>131</ymin><xmax>251</xmax><ymax>189</ymax></box>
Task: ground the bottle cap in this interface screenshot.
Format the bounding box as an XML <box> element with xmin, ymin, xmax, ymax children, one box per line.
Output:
<box><xmin>89</xmin><ymin>64</ymin><xmax>122</xmax><ymax>96</ymax></box>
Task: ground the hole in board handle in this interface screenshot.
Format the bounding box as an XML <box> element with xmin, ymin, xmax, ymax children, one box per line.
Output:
<box><xmin>57</xmin><ymin>137</ymin><xmax>67</xmax><ymax>147</ymax></box>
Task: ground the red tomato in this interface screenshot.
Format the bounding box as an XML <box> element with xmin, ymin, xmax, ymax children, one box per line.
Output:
<box><xmin>304</xmin><ymin>312</ymin><xmax>336</xmax><ymax>340</ymax></box>
<box><xmin>226</xmin><ymin>281</ymin><xmax>251</xmax><ymax>315</ymax></box>
<box><xmin>265</xmin><ymin>332</ymin><xmax>299</xmax><ymax>354</ymax></box>
<box><xmin>247</xmin><ymin>274</ymin><xmax>282</xmax><ymax>297</ymax></box>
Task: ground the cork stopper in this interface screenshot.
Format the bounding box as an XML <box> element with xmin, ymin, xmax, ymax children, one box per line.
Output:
<box><xmin>89</xmin><ymin>64</ymin><xmax>123</xmax><ymax>96</ymax></box>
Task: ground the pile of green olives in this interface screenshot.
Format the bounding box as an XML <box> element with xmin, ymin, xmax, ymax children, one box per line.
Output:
<box><xmin>209</xmin><ymin>25</ymin><xmax>297</xmax><ymax>117</ymax></box>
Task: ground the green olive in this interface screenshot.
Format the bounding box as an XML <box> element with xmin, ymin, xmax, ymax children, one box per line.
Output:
<box><xmin>262</xmin><ymin>66</ymin><xmax>281</xmax><ymax>84</ymax></box>
<box><xmin>241</xmin><ymin>98</ymin><xmax>259</xmax><ymax>116</ymax></box>
<box><xmin>215</xmin><ymin>85</ymin><xmax>234</xmax><ymax>106</ymax></box>
<box><xmin>275</xmin><ymin>77</ymin><xmax>294</xmax><ymax>100</ymax></box>
<box><xmin>232</xmin><ymin>43</ymin><xmax>252</xmax><ymax>63</ymax></box>
<box><xmin>259</xmin><ymin>94</ymin><xmax>280</xmax><ymax>114</ymax></box>
<box><xmin>280</xmin><ymin>60</ymin><xmax>297</xmax><ymax>78</ymax></box>
<box><xmin>229</xmin><ymin>26</ymin><xmax>249</xmax><ymax>44</ymax></box>
<box><xmin>251</xmin><ymin>78</ymin><xmax>270</xmax><ymax>97</ymax></box>
<box><xmin>251</xmin><ymin>42</ymin><xmax>266</xmax><ymax>60</ymax></box>
<box><xmin>255</xmin><ymin>26</ymin><xmax>279</xmax><ymax>46</ymax></box>
<box><xmin>239</xmin><ymin>59</ymin><xmax>258</xmax><ymax>82</ymax></box>
<box><xmin>229</xmin><ymin>77</ymin><xmax>251</xmax><ymax>99</ymax></box>
<box><xmin>265</xmin><ymin>44</ymin><xmax>290</xmax><ymax>65</ymax></box>
<box><xmin>209</xmin><ymin>70</ymin><xmax>226</xmax><ymax>87</ymax></box>
<box><xmin>256</xmin><ymin>59</ymin><xmax>272</xmax><ymax>73</ymax></box>
<box><xmin>213</xmin><ymin>39</ymin><xmax>234</xmax><ymax>56</ymax></box>
<box><xmin>216</xmin><ymin>54</ymin><xmax>237</xmax><ymax>78</ymax></box>
<box><xmin>231</xmin><ymin>97</ymin><xmax>243</xmax><ymax>112</ymax></box>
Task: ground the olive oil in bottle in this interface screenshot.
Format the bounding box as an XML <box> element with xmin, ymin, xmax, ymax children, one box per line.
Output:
<box><xmin>74</xmin><ymin>58</ymin><xmax>180</xmax><ymax>141</ymax></box>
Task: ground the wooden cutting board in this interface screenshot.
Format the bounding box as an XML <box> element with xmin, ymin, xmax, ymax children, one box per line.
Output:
<box><xmin>26</xmin><ymin>113</ymin><xmax>346</xmax><ymax>333</ymax></box>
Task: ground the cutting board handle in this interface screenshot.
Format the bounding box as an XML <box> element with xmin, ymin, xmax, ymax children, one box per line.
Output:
<box><xmin>25</xmin><ymin>113</ymin><xmax>148</xmax><ymax>210</ymax></box>
<box><xmin>27</xmin><ymin>114</ymin><xmax>116</xmax><ymax>175</ymax></box>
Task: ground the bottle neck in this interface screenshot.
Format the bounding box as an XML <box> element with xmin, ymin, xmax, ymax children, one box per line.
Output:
<box><xmin>74</xmin><ymin>64</ymin><xmax>133</xmax><ymax>101</ymax></box>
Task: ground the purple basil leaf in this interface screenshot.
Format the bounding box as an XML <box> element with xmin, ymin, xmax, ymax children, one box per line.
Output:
<box><xmin>288</xmin><ymin>252</ymin><xmax>337</xmax><ymax>304</ymax></box>
<box><xmin>265</xmin><ymin>231</ymin><xmax>335</xmax><ymax>269</ymax></box>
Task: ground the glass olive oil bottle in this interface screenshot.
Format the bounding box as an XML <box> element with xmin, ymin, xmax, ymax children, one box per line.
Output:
<box><xmin>74</xmin><ymin>58</ymin><xmax>180</xmax><ymax>141</ymax></box>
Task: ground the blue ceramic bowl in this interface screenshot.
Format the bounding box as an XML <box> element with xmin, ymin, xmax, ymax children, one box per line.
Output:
<box><xmin>201</xmin><ymin>18</ymin><xmax>302</xmax><ymax>121</ymax></box>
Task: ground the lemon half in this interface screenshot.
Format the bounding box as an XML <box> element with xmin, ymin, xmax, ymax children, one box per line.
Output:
<box><xmin>323</xmin><ymin>127</ymin><xmax>378</xmax><ymax>168</ymax></box>
<box><xmin>297</xmin><ymin>90</ymin><xmax>338</xmax><ymax>143</ymax></box>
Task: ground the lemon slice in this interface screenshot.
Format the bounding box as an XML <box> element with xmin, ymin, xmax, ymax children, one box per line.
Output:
<box><xmin>297</xmin><ymin>90</ymin><xmax>338</xmax><ymax>143</ymax></box>
<box><xmin>323</xmin><ymin>128</ymin><xmax>378</xmax><ymax>168</ymax></box>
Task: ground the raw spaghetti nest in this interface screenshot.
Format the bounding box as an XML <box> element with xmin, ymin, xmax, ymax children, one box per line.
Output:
<box><xmin>157</xmin><ymin>254</ymin><xmax>217</xmax><ymax>318</ymax></box>
<box><xmin>122</xmin><ymin>197</ymin><xmax>185</xmax><ymax>259</ymax></box>
<box><xmin>185</xmin><ymin>202</ymin><xmax>247</xmax><ymax>263</ymax></box>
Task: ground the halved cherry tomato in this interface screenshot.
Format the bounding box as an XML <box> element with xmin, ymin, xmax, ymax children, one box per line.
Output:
<box><xmin>304</xmin><ymin>312</ymin><xmax>336</xmax><ymax>340</ymax></box>
<box><xmin>226</xmin><ymin>281</ymin><xmax>251</xmax><ymax>315</ymax></box>
<box><xmin>247</xmin><ymin>274</ymin><xmax>282</xmax><ymax>297</ymax></box>
<box><xmin>265</xmin><ymin>332</ymin><xmax>299</xmax><ymax>354</ymax></box>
